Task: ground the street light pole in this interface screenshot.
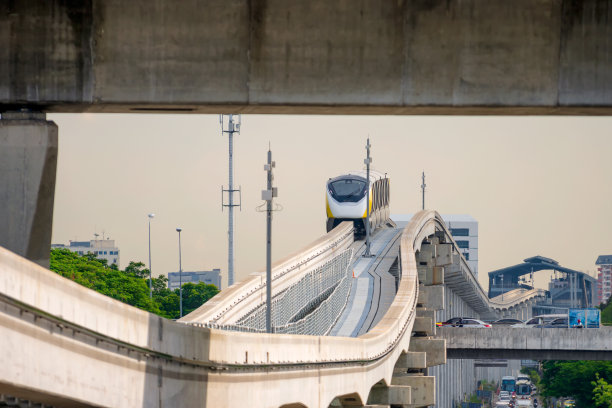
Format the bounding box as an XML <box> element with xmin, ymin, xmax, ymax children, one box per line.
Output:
<box><xmin>176</xmin><ymin>227</ymin><xmax>183</xmax><ymax>318</ymax></box>
<box><xmin>364</xmin><ymin>138</ymin><xmax>373</xmax><ymax>257</ymax></box>
<box><xmin>147</xmin><ymin>213</ymin><xmax>155</xmax><ymax>299</ymax></box>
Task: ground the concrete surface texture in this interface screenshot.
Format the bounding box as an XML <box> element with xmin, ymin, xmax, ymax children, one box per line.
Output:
<box><xmin>0</xmin><ymin>0</ymin><xmax>610</xmax><ymax>114</ymax></box>
<box><xmin>0</xmin><ymin>211</ymin><xmax>445</xmax><ymax>407</ymax></box>
<box><xmin>441</xmin><ymin>326</ymin><xmax>612</xmax><ymax>360</ymax></box>
<box><xmin>0</xmin><ymin>113</ymin><xmax>57</xmax><ymax>268</ymax></box>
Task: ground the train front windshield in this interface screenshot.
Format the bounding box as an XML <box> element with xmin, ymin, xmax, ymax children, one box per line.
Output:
<box><xmin>329</xmin><ymin>179</ymin><xmax>366</xmax><ymax>203</ymax></box>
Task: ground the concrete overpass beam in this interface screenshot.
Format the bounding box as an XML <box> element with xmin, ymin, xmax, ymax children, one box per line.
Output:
<box><xmin>0</xmin><ymin>112</ymin><xmax>58</xmax><ymax>268</ymax></box>
<box><xmin>367</xmin><ymin>384</ymin><xmax>411</xmax><ymax>407</ymax></box>
<box><xmin>391</xmin><ymin>375</ymin><xmax>435</xmax><ymax>407</ymax></box>
<box><xmin>394</xmin><ymin>352</ymin><xmax>427</xmax><ymax>370</ymax></box>
<box><xmin>408</xmin><ymin>338</ymin><xmax>446</xmax><ymax>367</ymax></box>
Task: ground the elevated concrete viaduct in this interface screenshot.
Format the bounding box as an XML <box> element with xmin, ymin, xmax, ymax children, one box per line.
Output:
<box><xmin>441</xmin><ymin>326</ymin><xmax>612</xmax><ymax>361</ymax></box>
<box><xmin>2</xmin><ymin>0</ymin><xmax>611</xmax><ymax>266</ymax></box>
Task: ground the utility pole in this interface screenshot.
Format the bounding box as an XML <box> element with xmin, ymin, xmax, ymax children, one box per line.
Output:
<box><xmin>147</xmin><ymin>213</ymin><xmax>155</xmax><ymax>299</ymax></box>
<box><xmin>220</xmin><ymin>114</ymin><xmax>242</xmax><ymax>288</ymax></box>
<box><xmin>421</xmin><ymin>171</ymin><xmax>426</xmax><ymax>210</ymax></box>
<box><xmin>364</xmin><ymin>138</ymin><xmax>373</xmax><ymax>257</ymax></box>
<box><xmin>176</xmin><ymin>227</ymin><xmax>183</xmax><ymax>318</ymax></box>
<box><xmin>261</xmin><ymin>147</ymin><xmax>277</xmax><ymax>333</ymax></box>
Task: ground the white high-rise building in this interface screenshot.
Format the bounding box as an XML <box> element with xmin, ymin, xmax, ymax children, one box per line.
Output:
<box><xmin>442</xmin><ymin>214</ymin><xmax>478</xmax><ymax>279</ymax></box>
<box><xmin>391</xmin><ymin>213</ymin><xmax>478</xmax><ymax>278</ymax></box>
<box><xmin>596</xmin><ymin>255</ymin><xmax>612</xmax><ymax>305</ymax></box>
<box><xmin>52</xmin><ymin>239</ymin><xmax>120</xmax><ymax>267</ymax></box>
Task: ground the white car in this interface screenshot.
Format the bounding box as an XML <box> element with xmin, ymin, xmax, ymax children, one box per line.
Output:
<box><xmin>497</xmin><ymin>392</ymin><xmax>511</xmax><ymax>406</ymax></box>
<box><xmin>449</xmin><ymin>318</ymin><xmax>493</xmax><ymax>328</ymax></box>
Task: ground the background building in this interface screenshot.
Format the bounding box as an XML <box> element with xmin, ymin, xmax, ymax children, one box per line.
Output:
<box><xmin>442</xmin><ymin>214</ymin><xmax>479</xmax><ymax>279</ymax></box>
<box><xmin>596</xmin><ymin>255</ymin><xmax>612</xmax><ymax>305</ymax></box>
<box><xmin>391</xmin><ymin>213</ymin><xmax>479</xmax><ymax>278</ymax></box>
<box><xmin>52</xmin><ymin>239</ymin><xmax>120</xmax><ymax>267</ymax></box>
<box><xmin>168</xmin><ymin>269</ymin><xmax>222</xmax><ymax>290</ymax></box>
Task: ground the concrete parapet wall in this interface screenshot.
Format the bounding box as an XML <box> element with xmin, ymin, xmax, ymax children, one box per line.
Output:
<box><xmin>182</xmin><ymin>221</ymin><xmax>354</xmax><ymax>326</ymax></box>
<box><xmin>0</xmin><ymin>210</ymin><xmax>442</xmax><ymax>407</ymax></box>
<box><xmin>441</xmin><ymin>326</ymin><xmax>612</xmax><ymax>360</ymax></box>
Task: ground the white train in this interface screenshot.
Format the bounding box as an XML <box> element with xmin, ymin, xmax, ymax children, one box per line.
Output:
<box><xmin>325</xmin><ymin>170</ymin><xmax>390</xmax><ymax>235</ymax></box>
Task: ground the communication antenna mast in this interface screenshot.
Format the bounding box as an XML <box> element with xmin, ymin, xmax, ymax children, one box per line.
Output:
<box><xmin>258</xmin><ymin>145</ymin><xmax>279</xmax><ymax>333</ymax></box>
<box><xmin>421</xmin><ymin>171</ymin><xmax>426</xmax><ymax>210</ymax></box>
<box><xmin>220</xmin><ymin>114</ymin><xmax>242</xmax><ymax>288</ymax></box>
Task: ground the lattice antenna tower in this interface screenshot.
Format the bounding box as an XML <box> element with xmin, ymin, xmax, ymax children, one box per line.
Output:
<box><xmin>220</xmin><ymin>114</ymin><xmax>242</xmax><ymax>288</ymax></box>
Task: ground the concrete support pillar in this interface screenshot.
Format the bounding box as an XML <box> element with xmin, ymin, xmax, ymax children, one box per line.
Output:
<box><xmin>391</xmin><ymin>375</ymin><xmax>435</xmax><ymax>407</ymax></box>
<box><xmin>367</xmin><ymin>384</ymin><xmax>411</xmax><ymax>407</ymax></box>
<box><xmin>0</xmin><ymin>112</ymin><xmax>58</xmax><ymax>268</ymax></box>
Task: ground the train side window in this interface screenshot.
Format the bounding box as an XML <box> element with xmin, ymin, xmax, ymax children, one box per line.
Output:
<box><xmin>371</xmin><ymin>181</ymin><xmax>376</xmax><ymax>210</ymax></box>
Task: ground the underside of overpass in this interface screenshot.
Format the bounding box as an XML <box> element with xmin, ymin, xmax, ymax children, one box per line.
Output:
<box><xmin>0</xmin><ymin>0</ymin><xmax>611</xmax><ymax>115</ymax></box>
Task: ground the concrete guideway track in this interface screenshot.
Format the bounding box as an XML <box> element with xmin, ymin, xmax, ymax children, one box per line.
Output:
<box><xmin>0</xmin><ymin>210</ymin><xmax>555</xmax><ymax>407</ymax></box>
<box><xmin>330</xmin><ymin>227</ymin><xmax>402</xmax><ymax>337</ymax></box>
<box><xmin>0</xmin><ymin>215</ymin><xmax>435</xmax><ymax>407</ymax></box>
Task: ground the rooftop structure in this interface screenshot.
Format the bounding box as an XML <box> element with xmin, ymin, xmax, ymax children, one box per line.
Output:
<box><xmin>167</xmin><ymin>269</ymin><xmax>222</xmax><ymax>291</ymax></box>
<box><xmin>488</xmin><ymin>256</ymin><xmax>596</xmax><ymax>308</ymax></box>
<box><xmin>52</xmin><ymin>239</ymin><xmax>120</xmax><ymax>267</ymax></box>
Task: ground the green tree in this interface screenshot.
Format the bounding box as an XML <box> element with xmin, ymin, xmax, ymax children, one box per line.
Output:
<box><xmin>601</xmin><ymin>300</ymin><xmax>612</xmax><ymax>326</ymax></box>
<box><xmin>593</xmin><ymin>374</ymin><xmax>612</xmax><ymax>408</ymax></box>
<box><xmin>521</xmin><ymin>367</ymin><xmax>541</xmax><ymax>390</ymax></box>
<box><xmin>180</xmin><ymin>282</ymin><xmax>220</xmax><ymax>316</ymax></box>
<box><xmin>540</xmin><ymin>361</ymin><xmax>612</xmax><ymax>406</ymax></box>
<box><xmin>124</xmin><ymin>261</ymin><xmax>149</xmax><ymax>279</ymax></box>
<box><xmin>49</xmin><ymin>249</ymin><xmax>218</xmax><ymax>320</ymax></box>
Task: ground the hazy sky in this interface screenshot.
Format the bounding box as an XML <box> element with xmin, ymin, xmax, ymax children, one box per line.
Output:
<box><xmin>48</xmin><ymin>114</ymin><xmax>612</xmax><ymax>290</ymax></box>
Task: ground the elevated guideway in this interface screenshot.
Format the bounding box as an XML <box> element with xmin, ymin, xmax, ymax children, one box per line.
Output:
<box><xmin>330</xmin><ymin>227</ymin><xmax>402</xmax><ymax>337</ymax></box>
<box><xmin>0</xmin><ymin>214</ymin><xmax>444</xmax><ymax>407</ymax></box>
<box><xmin>0</xmin><ymin>209</ymin><xmax>567</xmax><ymax>407</ymax></box>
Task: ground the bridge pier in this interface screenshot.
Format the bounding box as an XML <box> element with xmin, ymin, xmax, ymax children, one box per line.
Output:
<box><xmin>0</xmin><ymin>112</ymin><xmax>57</xmax><ymax>268</ymax></box>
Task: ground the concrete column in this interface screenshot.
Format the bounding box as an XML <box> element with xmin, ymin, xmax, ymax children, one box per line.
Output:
<box><xmin>0</xmin><ymin>112</ymin><xmax>58</xmax><ymax>268</ymax></box>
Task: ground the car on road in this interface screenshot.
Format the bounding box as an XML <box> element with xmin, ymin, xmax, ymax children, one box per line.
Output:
<box><xmin>436</xmin><ymin>317</ymin><xmax>492</xmax><ymax>328</ymax></box>
<box><xmin>539</xmin><ymin>317</ymin><xmax>569</xmax><ymax>328</ymax></box>
<box><xmin>492</xmin><ymin>318</ymin><xmax>524</xmax><ymax>326</ymax></box>
<box><xmin>497</xmin><ymin>392</ymin><xmax>512</xmax><ymax>407</ymax></box>
<box><xmin>436</xmin><ymin>317</ymin><xmax>465</xmax><ymax>327</ymax></box>
<box><xmin>511</xmin><ymin>314</ymin><xmax>567</xmax><ymax>328</ymax></box>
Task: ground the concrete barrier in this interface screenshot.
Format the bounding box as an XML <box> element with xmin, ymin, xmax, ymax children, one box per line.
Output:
<box><xmin>0</xmin><ymin>210</ymin><xmax>438</xmax><ymax>407</ymax></box>
<box><xmin>441</xmin><ymin>326</ymin><xmax>612</xmax><ymax>360</ymax></box>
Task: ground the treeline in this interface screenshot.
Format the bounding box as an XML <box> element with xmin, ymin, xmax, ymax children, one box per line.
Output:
<box><xmin>50</xmin><ymin>249</ymin><xmax>219</xmax><ymax>319</ymax></box>
<box><xmin>523</xmin><ymin>361</ymin><xmax>612</xmax><ymax>407</ymax></box>
<box><xmin>601</xmin><ymin>295</ymin><xmax>612</xmax><ymax>326</ymax></box>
